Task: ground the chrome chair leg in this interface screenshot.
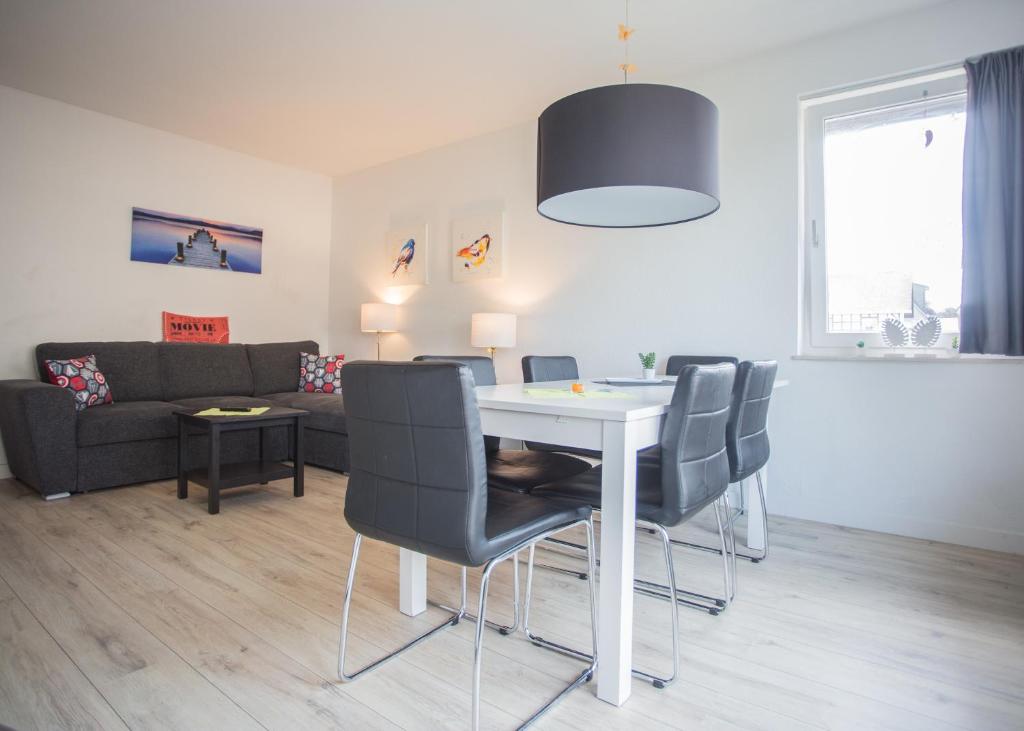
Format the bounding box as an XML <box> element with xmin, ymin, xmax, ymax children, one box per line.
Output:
<box><xmin>338</xmin><ymin>533</ymin><xmax>466</xmax><ymax>682</ymax></box>
<box><xmin>752</xmin><ymin>470</ymin><xmax>769</xmax><ymax>561</ymax></box>
<box><xmin>476</xmin><ymin>522</ymin><xmax>597</xmax><ymax>730</ymax></box>
<box><xmin>471</xmin><ymin>561</ymin><xmax>492</xmax><ymax>730</ymax></box>
<box><xmin>525</xmin><ymin>519</ymin><xmax>677</xmax><ymax>688</ymax></box>
<box><xmin>713</xmin><ymin>498</ymin><xmax>733</xmax><ymax>607</ymax></box>
<box><xmin>339</xmin><ymin>524</ymin><xmax>596</xmax><ymax>729</ymax></box>
<box><xmin>531</xmin><ymin>510</ymin><xmax>728</xmax><ymax>615</ymax></box>
<box><xmin>670</xmin><ymin>476</ymin><xmax>769</xmax><ymax>563</ymax></box>
<box><xmin>643</xmin><ymin>499</ymin><xmax>733</xmax><ymax>613</ymax></box>
<box><xmin>431</xmin><ymin>550</ymin><xmax>521</xmax><ymax>635</ymax></box>
<box><xmin>723</xmin><ymin>492</ymin><xmax>738</xmax><ymax>598</ymax></box>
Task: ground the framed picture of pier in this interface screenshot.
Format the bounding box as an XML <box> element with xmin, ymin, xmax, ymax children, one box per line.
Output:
<box><xmin>384</xmin><ymin>224</ymin><xmax>428</xmax><ymax>285</ymax></box>
<box><xmin>130</xmin><ymin>207</ymin><xmax>263</xmax><ymax>274</ymax></box>
<box><xmin>451</xmin><ymin>211</ymin><xmax>504</xmax><ymax>282</ymax></box>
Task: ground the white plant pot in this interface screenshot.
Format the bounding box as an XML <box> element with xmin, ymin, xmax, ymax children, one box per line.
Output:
<box><xmin>642</xmin><ymin>368</ymin><xmax>656</xmax><ymax>380</ymax></box>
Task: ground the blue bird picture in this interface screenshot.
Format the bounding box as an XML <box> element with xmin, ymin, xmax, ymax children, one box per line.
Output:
<box><xmin>391</xmin><ymin>238</ymin><xmax>415</xmax><ymax>276</ymax></box>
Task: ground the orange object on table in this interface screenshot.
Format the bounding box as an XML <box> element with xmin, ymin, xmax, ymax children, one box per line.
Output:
<box><xmin>571</xmin><ymin>382</ymin><xmax>585</xmax><ymax>394</ymax></box>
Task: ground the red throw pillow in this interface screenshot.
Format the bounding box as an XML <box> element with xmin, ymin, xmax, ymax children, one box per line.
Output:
<box><xmin>298</xmin><ymin>352</ymin><xmax>345</xmax><ymax>393</ymax></box>
<box><xmin>44</xmin><ymin>355</ymin><xmax>114</xmax><ymax>411</ymax></box>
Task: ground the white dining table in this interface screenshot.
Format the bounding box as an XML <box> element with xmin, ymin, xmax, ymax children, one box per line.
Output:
<box><xmin>395</xmin><ymin>375</ymin><xmax>788</xmax><ymax>707</ymax></box>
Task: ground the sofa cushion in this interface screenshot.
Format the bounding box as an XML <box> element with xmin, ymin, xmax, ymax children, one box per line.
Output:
<box><xmin>298</xmin><ymin>352</ymin><xmax>344</xmax><ymax>393</ymax></box>
<box><xmin>170</xmin><ymin>395</ymin><xmax>274</xmax><ymax>411</ymax></box>
<box><xmin>264</xmin><ymin>392</ymin><xmax>346</xmax><ymax>433</ymax></box>
<box><xmin>77</xmin><ymin>400</ymin><xmax>180</xmax><ymax>447</ymax></box>
<box><xmin>158</xmin><ymin>343</ymin><xmax>254</xmax><ymax>401</ymax></box>
<box><xmin>37</xmin><ymin>341</ymin><xmax>162</xmax><ymax>402</ymax></box>
<box><xmin>44</xmin><ymin>355</ymin><xmax>114</xmax><ymax>411</ymax></box>
<box><xmin>247</xmin><ymin>340</ymin><xmax>319</xmax><ymax>395</ymax></box>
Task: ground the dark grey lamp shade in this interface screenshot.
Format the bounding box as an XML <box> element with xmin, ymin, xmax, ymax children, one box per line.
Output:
<box><xmin>537</xmin><ymin>83</ymin><xmax>720</xmax><ymax>227</ymax></box>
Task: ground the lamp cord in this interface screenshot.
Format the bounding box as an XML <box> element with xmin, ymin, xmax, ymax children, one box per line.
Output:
<box><xmin>618</xmin><ymin>0</ymin><xmax>635</xmax><ymax>83</ymax></box>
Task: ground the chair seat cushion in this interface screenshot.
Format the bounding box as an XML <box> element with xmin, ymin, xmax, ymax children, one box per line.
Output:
<box><xmin>532</xmin><ymin>452</ymin><xmax>721</xmax><ymax>526</ymax></box>
<box><xmin>531</xmin><ymin>460</ymin><xmax>662</xmax><ymax>522</ymax></box>
<box><xmin>482</xmin><ymin>488</ymin><xmax>591</xmax><ymax>563</ymax></box>
<box><xmin>77</xmin><ymin>400</ymin><xmax>180</xmax><ymax>446</ymax></box>
<box><xmin>263</xmin><ymin>391</ymin><xmax>347</xmax><ymax>433</ymax></box>
<box><xmin>486</xmin><ymin>449</ymin><xmax>592</xmax><ymax>494</ymax></box>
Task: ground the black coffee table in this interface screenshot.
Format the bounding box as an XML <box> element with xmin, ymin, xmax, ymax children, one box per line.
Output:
<box><xmin>175</xmin><ymin>406</ymin><xmax>309</xmax><ymax>514</ymax></box>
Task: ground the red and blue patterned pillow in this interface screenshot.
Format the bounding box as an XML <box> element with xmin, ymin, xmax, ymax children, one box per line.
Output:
<box><xmin>44</xmin><ymin>355</ymin><xmax>114</xmax><ymax>411</ymax></box>
<box><xmin>298</xmin><ymin>352</ymin><xmax>344</xmax><ymax>393</ymax></box>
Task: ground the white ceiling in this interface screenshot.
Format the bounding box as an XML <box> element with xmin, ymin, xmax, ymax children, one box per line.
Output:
<box><xmin>0</xmin><ymin>0</ymin><xmax>947</xmax><ymax>176</ymax></box>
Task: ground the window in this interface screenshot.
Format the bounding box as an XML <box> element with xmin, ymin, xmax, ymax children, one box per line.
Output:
<box><xmin>802</xmin><ymin>71</ymin><xmax>967</xmax><ymax>351</ymax></box>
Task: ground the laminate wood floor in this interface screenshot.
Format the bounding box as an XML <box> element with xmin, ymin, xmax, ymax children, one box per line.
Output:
<box><xmin>1</xmin><ymin>470</ymin><xmax>1021</xmax><ymax>730</ymax></box>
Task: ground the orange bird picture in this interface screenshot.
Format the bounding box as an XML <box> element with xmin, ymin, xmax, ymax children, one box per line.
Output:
<box><xmin>456</xmin><ymin>233</ymin><xmax>490</xmax><ymax>269</ymax></box>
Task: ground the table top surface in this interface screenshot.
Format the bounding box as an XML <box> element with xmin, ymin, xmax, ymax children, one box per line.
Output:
<box><xmin>174</xmin><ymin>405</ymin><xmax>309</xmax><ymax>423</ymax></box>
<box><xmin>475</xmin><ymin>376</ymin><xmax>789</xmax><ymax>422</ymax></box>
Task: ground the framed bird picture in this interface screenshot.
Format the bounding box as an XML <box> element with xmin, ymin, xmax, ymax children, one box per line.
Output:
<box><xmin>385</xmin><ymin>224</ymin><xmax>428</xmax><ymax>285</ymax></box>
<box><xmin>451</xmin><ymin>211</ymin><xmax>504</xmax><ymax>282</ymax></box>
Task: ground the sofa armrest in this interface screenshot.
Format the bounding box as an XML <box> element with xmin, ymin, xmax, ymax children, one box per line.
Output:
<box><xmin>0</xmin><ymin>380</ymin><xmax>77</xmax><ymax>496</ymax></box>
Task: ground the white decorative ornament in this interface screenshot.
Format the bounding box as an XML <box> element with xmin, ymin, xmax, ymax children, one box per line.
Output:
<box><xmin>880</xmin><ymin>317</ymin><xmax>909</xmax><ymax>348</ymax></box>
<box><xmin>911</xmin><ymin>316</ymin><xmax>942</xmax><ymax>347</ymax></box>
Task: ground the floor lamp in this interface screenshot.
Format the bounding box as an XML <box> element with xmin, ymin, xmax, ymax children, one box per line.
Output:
<box><xmin>471</xmin><ymin>312</ymin><xmax>517</xmax><ymax>360</ymax></box>
<box><xmin>360</xmin><ymin>303</ymin><xmax>399</xmax><ymax>360</ymax></box>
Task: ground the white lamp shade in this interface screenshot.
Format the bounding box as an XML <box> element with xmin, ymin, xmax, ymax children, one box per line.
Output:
<box><xmin>360</xmin><ymin>303</ymin><xmax>399</xmax><ymax>333</ymax></box>
<box><xmin>471</xmin><ymin>312</ymin><xmax>517</xmax><ymax>348</ymax></box>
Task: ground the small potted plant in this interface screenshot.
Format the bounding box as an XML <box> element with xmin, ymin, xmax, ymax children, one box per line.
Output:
<box><xmin>638</xmin><ymin>352</ymin><xmax>656</xmax><ymax>380</ymax></box>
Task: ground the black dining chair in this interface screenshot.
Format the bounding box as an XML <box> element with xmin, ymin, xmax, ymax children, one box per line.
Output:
<box><xmin>526</xmin><ymin>363</ymin><xmax>736</xmax><ymax>688</ymax></box>
<box><xmin>665</xmin><ymin>355</ymin><xmax>739</xmax><ymax>376</ymax></box>
<box><xmin>520</xmin><ymin>355</ymin><xmax>602</xmax><ymax>459</ymax></box>
<box><xmin>414</xmin><ymin>355</ymin><xmax>593</xmax><ymax>494</ymax></box>
<box><xmin>415</xmin><ymin>355</ymin><xmax>596</xmax><ymax>610</ymax></box>
<box><xmin>669</xmin><ymin>360</ymin><xmax>778</xmax><ymax>564</ymax></box>
<box><xmin>337</xmin><ymin>361</ymin><xmax>598</xmax><ymax>729</ymax></box>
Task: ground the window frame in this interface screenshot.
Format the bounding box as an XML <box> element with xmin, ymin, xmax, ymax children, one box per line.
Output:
<box><xmin>800</xmin><ymin>69</ymin><xmax>968</xmax><ymax>354</ymax></box>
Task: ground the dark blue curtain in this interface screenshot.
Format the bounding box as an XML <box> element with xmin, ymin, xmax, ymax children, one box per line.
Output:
<box><xmin>960</xmin><ymin>46</ymin><xmax>1024</xmax><ymax>355</ymax></box>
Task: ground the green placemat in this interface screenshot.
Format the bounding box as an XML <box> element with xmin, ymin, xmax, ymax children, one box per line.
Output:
<box><xmin>194</xmin><ymin>406</ymin><xmax>270</xmax><ymax>417</ymax></box>
<box><xmin>523</xmin><ymin>388</ymin><xmax>633</xmax><ymax>400</ymax></box>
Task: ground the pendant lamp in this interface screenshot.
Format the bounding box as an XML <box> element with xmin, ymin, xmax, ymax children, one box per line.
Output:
<box><xmin>536</xmin><ymin>4</ymin><xmax>719</xmax><ymax>228</ymax></box>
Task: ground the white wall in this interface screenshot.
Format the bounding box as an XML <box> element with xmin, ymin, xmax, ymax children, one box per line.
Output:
<box><xmin>329</xmin><ymin>0</ymin><xmax>1024</xmax><ymax>553</ymax></box>
<box><xmin>0</xmin><ymin>86</ymin><xmax>333</xmax><ymax>474</ymax></box>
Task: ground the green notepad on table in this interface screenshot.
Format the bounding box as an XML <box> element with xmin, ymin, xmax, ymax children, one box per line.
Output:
<box><xmin>523</xmin><ymin>388</ymin><xmax>633</xmax><ymax>400</ymax></box>
<box><xmin>194</xmin><ymin>407</ymin><xmax>271</xmax><ymax>417</ymax></box>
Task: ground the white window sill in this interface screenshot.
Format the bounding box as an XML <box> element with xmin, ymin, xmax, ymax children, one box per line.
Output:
<box><xmin>793</xmin><ymin>353</ymin><xmax>1024</xmax><ymax>364</ymax></box>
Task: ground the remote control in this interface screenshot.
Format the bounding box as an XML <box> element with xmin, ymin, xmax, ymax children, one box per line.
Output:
<box><xmin>218</xmin><ymin>407</ymin><xmax>252</xmax><ymax>412</ymax></box>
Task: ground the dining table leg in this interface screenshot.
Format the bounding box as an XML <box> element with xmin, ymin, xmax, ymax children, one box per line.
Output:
<box><xmin>595</xmin><ymin>419</ymin><xmax>643</xmax><ymax>706</ymax></box>
<box><xmin>399</xmin><ymin>548</ymin><xmax>427</xmax><ymax>617</ymax></box>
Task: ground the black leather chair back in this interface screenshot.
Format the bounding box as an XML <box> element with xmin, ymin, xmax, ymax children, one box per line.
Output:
<box><xmin>726</xmin><ymin>360</ymin><xmax>777</xmax><ymax>483</ymax></box>
<box><xmin>522</xmin><ymin>356</ymin><xmax>579</xmax><ymax>383</ymax></box>
<box><xmin>665</xmin><ymin>355</ymin><xmax>739</xmax><ymax>377</ymax></box>
<box><xmin>341</xmin><ymin>360</ymin><xmax>490</xmax><ymax>565</ymax></box>
<box><xmin>657</xmin><ymin>363</ymin><xmax>735</xmax><ymax>527</ymax></box>
<box><xmin>414</xmin><ymin>355</ymin><xmax>499</xmax><ymax>452</ymax></box>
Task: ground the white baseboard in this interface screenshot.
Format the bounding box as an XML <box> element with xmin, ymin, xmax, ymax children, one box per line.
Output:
<box><xmin>776</xmin><ymin>504</ymin><xmax>1024</xmax><ymax>555</ymax></box>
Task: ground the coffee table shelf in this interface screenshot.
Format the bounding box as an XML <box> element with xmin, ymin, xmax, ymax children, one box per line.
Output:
<box><xmin>185</xmin><ymin>460</ymin><xmax>297</xmax><ymax>490</ymax></box>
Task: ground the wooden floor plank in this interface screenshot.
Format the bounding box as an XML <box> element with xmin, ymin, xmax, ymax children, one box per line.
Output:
<box><xmin>0</xmin><ymin>575</ymin><xmax>128</xmax><ymax>731</ymax></box>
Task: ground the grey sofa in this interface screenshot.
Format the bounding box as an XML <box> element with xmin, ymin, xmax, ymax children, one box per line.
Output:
<box><xmin>0</xmin><ymin>340</ymin><xmax>349</xmax><ymax>498</ymax></box>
